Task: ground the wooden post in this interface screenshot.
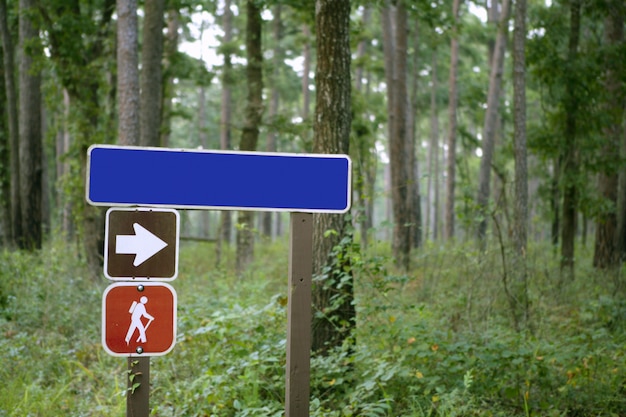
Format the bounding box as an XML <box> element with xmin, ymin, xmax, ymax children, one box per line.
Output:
<box><xmin>127</xmin><ymin>356</ymin><xmax>150</xmax><ymax>417</ymax></box>
<box><xmin>285</xmin><ymin>212</ymin><xmax>313</xmax><ymax>417</ymax></box>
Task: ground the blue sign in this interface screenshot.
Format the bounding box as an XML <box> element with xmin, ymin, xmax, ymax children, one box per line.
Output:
<box><xmin>86</xmin><ymin>145</ymin><xmax>351</xmax><ymax>213</ymax></box>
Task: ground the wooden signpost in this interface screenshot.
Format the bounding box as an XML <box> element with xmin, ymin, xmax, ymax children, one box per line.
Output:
<box><xmin>86</xmin><ymin>145</ymin><xmax>352</xmax><ymax>417</ymax></box>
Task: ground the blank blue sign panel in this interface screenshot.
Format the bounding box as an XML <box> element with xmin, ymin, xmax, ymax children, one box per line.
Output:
<box><xmin>87</xmin><ymin>145</ymin><xmax>351</xmax><ymax>213</ymax></box>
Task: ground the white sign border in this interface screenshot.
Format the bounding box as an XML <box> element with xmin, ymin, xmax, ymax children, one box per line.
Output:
<box><xmin>102</xmin><ymin>281</ymin><xmax>178</xmax><ymax>357</ymax></box>
<box><xmin>104</xmin><ymin>207</ymin><xmax>180</xmax><ymax>281</ymax></box>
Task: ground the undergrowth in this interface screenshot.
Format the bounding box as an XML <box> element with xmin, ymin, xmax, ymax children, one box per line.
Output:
<box><xmin>0</xmin><ymin>234</ymin><xmax>625</xmax><ymax>416</ymax></box>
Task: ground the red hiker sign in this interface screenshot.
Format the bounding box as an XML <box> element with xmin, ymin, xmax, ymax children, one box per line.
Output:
<box><xmin>102</xmin><ymin>282</ymin><xmax>177</xmax><ymax>357</ymax></box>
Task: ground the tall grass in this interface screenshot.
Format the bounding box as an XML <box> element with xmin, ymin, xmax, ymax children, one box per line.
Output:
<box><xmin>0</xmin><ymin>234</ymin><xmax>625</xmax><ymax>416</ymax></box>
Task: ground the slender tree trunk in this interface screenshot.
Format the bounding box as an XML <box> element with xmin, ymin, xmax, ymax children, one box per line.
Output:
<box><xmin>445</xmin><ymin>0</ymin><xmax>461</xmax><ymax>241</ymax></box>
<box><xmin>593</xmin><ymin>0</ymin><xmax>624</xmax><ymax>269</ymax></box>
<box><xmin>161</xmin><ymin>8</ymin><xmax>179</xmax><ymax>147</ymax></box>
<box><xmin>354</xmin><ymin>6</ymin><xmax>373</xmax><ymax>249</ymax></box>
<box><xmin>235</xmin><ymin>0</ymin><xmax>263</xmax><ymax>276</ymax></box>
<box><xmin>560</xmin><ymin>0</ymin><xmax>581</xmax><ymax>276</ymax></box>
<box><xmin>0</xmin><ymin>0</ymin><xmax>19</xmax><ymax>246</ymax></box>
<box><xmin>428</xmin><ymin>48</ymin><xmax>440</xmax><ymax>241</ymax></box>
<box><xmin>117</xmin><ymin>0</ymin><xmax>140</xmax><ymax>146</ymax></box>
<box><xmin>301</xmin><ymin>24</ymin><xmax>311</xmax><ymax>125</ymax></box>
<box><xmin>18</xmin><ymin>0</ymin><xmax>42</xmax><ymax>250</ymax></box>
<box><xmin>383</xmin><ymin>1</ymin><xmax>413</xmax><ymax>269</ymax></box>
<box><xmin>617</xmin><ymin>124</ymin><xmax>626</xmax><ymax>261</ymax></box>
<box><xmin>140</xmin><ymin>0</ymin><xmax>164</xmax><ymax>147</ymax></box>
<box><xmin>312</xmin><ymin>0</ymin><xmax>354</xmax><ymax>354</ymax></box>
<box><xmin>59</xmin><ymin>89</ymin><xmax>74</xmax><ymax>237</ymax></box>
<box><xmin>0</xmin><ymin>49</ymin><xmax>8</xmax><ymax>246</ymax></box>
<box><xmin>476</xmin><ymin>0</ymin><xmax>511</xmax><ymax>246</ymax></box>
<box><xmin>408</xmin><ymin>18</ymin><xmax>422</xmax><ymax>250</ymax></box>
<box><xmin>217</xmin><ymin>0</ymin><xmax>233</xmax><ymax>264</ymax></box>
<box><xmin>262</xmin><ymin>4</ymin><xmax>282</xmax><ymax>239</ymax></box>
<box><xmin>511</xmin><ymin>0</ymin><xmax>529</xmax><ymax>331</ymax></box>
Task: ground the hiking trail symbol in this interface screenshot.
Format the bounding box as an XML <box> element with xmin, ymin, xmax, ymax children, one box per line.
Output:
<box><xmin>102</xmin><ymin>282</ymin><xmax>177</xmax><ymax>357</ymax></box>
<box><xmin>125</xmin><ymin>296</ymin><xmax>155</xmax><ymax>344</ymax></box>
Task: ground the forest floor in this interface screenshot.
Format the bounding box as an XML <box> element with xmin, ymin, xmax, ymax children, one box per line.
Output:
<box><xmin>0</xmin><ymin>234</ymin><xmax>625</xmax><ymax>416</ymax></box>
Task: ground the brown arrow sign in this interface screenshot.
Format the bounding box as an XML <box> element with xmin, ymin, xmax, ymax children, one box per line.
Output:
<box><xmin>104</xmin><ymin>208</ymin><xmax>179</xmax><ymax>281</ymax></box>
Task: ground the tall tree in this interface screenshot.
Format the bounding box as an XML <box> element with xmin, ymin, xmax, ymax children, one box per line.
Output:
<box><xmin>475</xmin><ymin>0</ymin><xmax>511</xmax><ymax>246</ymax></box>
<box><xmin>382</xmin><ymin>0</ymin><xmax>414</xmax><ymax>269</ymax></box>
<box><xmin>353</xmin><ymin>6</ymin><xmax>376</xmax><ymax>249</ymax></box>
<box><xmin>140</xmin><ymin>0</ymin><xmax>165</xmax><ymax>147</ymax></box>
<box><xmin>312</xmin><ymin>0</ymin><xmax>354</xmax><ymax>353</ymax></box>
<box><xmin>235</xmin><ymin>0</ymin><xmax>263</xmax><ymax>275</ymax></box>
<box><xmin>560</xmin><ymin>0</ymin><xmax>581</xmax><ymax>276</ymax></box>
<box><xmin>444</xmin><ymin>0</ymin><xmax>461</xmax><ymax>240</ymax></box>
<box><xmin>511</xmin><ymin>0</ymin><xmax>529</xmax><ymax>330</ymax></box>
<box><xmin>592</xmin><ymin>0</ymin><xmax>624</xmax><ymax>269</ymax></box>
<box><xmin>262</xmin><ymin>4</ymin><xmax>282</xmax><ymax>239</ymax></box>
<box><xmin>18</xmin><ymin>0</ymin><xmax>42</xmax><ymax>250</ymax></box>
<box><xmin>161</xmin><ymin>8</ymin><xmax>179</xmax><ymax>147</ymax></box>
<box><xmin>217</xmin><ymin>0</ymin><xmax>233</xmax><ymax>264</ymax></box>
<box><xmin>0</xmin><ymin>0</ymin><xmax>19</xmax><ymax>246</ymax></box>
<box><xmin>117</xmin><ymin>0</ymin><xmax>140</xmax><ymax>146</ymax></box>
<box><xmin>301</xmin><ymin>23</ymin><xmax>312</xmax><ymax>126</ymax></box>
<box><xmin>39</xmin><ymin>0</ymin><xmax>115</xmax><ymax>274</ymax></box>
<box><xmin>427</xmin><ymin>48</ymin><xmax>440</xmax><ymax>241</ymax></box>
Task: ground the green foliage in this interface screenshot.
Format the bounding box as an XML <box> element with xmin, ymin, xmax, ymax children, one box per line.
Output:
<box><xmin>2</xmin><ymin>234</ymin><xmax>626</xmax><ymax>416</ymax></box>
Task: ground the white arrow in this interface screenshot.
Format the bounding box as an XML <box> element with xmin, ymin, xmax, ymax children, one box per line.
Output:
<box><xmin>116</xmin><ymin>223</ymin><xmax>168</xmax><ymax>266</ymax></box>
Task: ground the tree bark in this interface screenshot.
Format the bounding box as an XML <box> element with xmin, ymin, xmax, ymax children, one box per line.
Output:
<box><xmin>312</xmin><ymin>0</ymin><xmax>354</xmax><ymax>354</ymax></box>
<box><xmin>511</xmin><ymin>0</ymin><xmax>529</xmax><ymax>330</ymax></box>
<box><xmin>593</xmin><ymin>0</ymin><xmax>624</xmax><ymax>269</ymax></box>
<box><xmin>383</xmin><ymin>1</ymin><xmax>413</xmax><ymax>269</ymax></box>
<box><xmin>476</xmin><ymin>0</ymin><xmax>511</xmax><ymax>246</ymax></box>
<box><xmin>140</xmin><ymin>0</ymin><xmax>165</xmax><ymax>147</ymax></box>
<box><xmin>301</xmin><ymin>24</ymin><xmax>312</xmax><ymax>124</ymax></box>
<box><xmin>235</xmin><ymin>0</ymin><xmax>263</xmax><ymax>276</ymax></box>
<box><xmin>18</xmin><ymin>0</ymin><xmax>42</xmax><ymax>250</ymax></box>
<box><xmin>427</xmin><ymin>48</ymin><xmax>440</xmax><ymax>241</ymax></box>
<box><xmin>444</xmin><ymin>0</ymin><xmax>460</xmax><ymax>241</ymax></box>
<box><xmin>560</xmin><ymin>0</ymin><xmax>581</xmax><ymax>276</ymax></box>
<box><xmin>262</xmin><ymin>4</ymin><xmax>282</xmax><ymax>239</ymax></box>
<box><xmin>0</xmin><ymin>0</ymin><xmax>19</xmax><ymax>246</ymax></box>
<box><xmin>161</xmin><ymin>8</ymin><xmax>179</xmax><ymax>147</ymax></box>
<box><xmin>117</xmin><ymin>0</ymin><xmax>140</xmax><ymax>146</ymax></box>
<box><xmin>217</xmin><ymin>0</ymin><xmax>233</xmax><ymax>263</ymax></box>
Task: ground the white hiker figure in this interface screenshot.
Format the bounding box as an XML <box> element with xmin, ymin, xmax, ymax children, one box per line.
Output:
<box><xmin>125</xmin><ymin>296</ymin><xmax>155</xmax><ymax>344</ymax></box>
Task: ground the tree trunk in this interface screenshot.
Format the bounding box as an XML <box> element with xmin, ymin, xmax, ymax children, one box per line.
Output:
<box><xmin>511</xmin><ymin>0</ymin><xmax>529</xmax><ymax>331</ymax></box>
<box><xmin>0</xmin><ymin>0</ymin><xmax>19</xmax><ymax>246</ymax></box>
<box><xmin>301</xmin><ymin>24</ymin><xmax>312</xmax><ymax>125</ymax></box>
<box><xmin>235</xmin><ymin>0</ymin><xmax>263</xmax><ymax>276</ymax></box>
<box><xmin>117</xmin><ymin>0</ymin><xmax>140</xmax><ymax>146</ymax></box>
<box><xmin>593</xmin><ymin>0</ymin><xmax>624</xmax><ymax>269</ymax></box>
<box><xmin>262</xmin><ymin>4</ymin><xmax>282</xmax><ymax>239</ymax></box>
<box><xmin>444</xmin><ymin>0</ymin><xmax>460</xmax><ymax>241</ymax></box>
<box><xmin>354</xmin><ymin>6</ymin><xmax>375</xmax><ymax>249</ymax></box>
<box><xmin>161</xmin><ymin>8</ymin><xmax>179</xmax><ymax>147</ymax></box>
<box><xmin>140</xmin><ymin>0</ymin><xmax>164</xmax><ymax>147</ymax></box>
<box><xmin>476</xmin><ymin>0</ymin><xmax>510</xmax><ymax>246</ymax></box>
<box><xmin>560</xmin><ymin>0</ymin><xmax>581</xmax><ymax>276</ymax></box>
<box><xmin>427</xmin><ymin>48</ymin><xmax>440</xmax><ymax>241</ymax></box>
<box><xmin>217</xmin><ymin>0</ymin><xmax>233</xmax><ymax>265</ymax></box>
<box><xmin>383</xmin><ymin>1</ymin><xmax>413</xmax><ymax>269</ymax></box>
<box><xmin>0</xmin><ymin>47</ymin><xmax>8</xmax><ymax>245</ymax></box>
<box><xmin>312</xmin><ymin>0</ymin><xmax>354</xmax><ymax>354</ymax></box>
<box><xmin>408</xmin><ymin>18</ymin><xmax>422</xmax><ymax>250</ymax></box>
<box><xmin>18</xmin><ymin>0</ymin><xmax>42</xmax><ymax>250</ymax></box>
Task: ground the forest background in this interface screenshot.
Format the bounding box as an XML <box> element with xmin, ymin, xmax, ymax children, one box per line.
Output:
<box><xmin>0</xmin><ymin>0</ymin><xmax>626</xmax><ymax>416</ymax></box>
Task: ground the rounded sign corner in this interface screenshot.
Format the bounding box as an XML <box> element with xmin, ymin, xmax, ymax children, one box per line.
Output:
<box><xmin>102</xmin><ymin>282</ymin><xmax>177</xmax><ymax>357</ymax></box>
